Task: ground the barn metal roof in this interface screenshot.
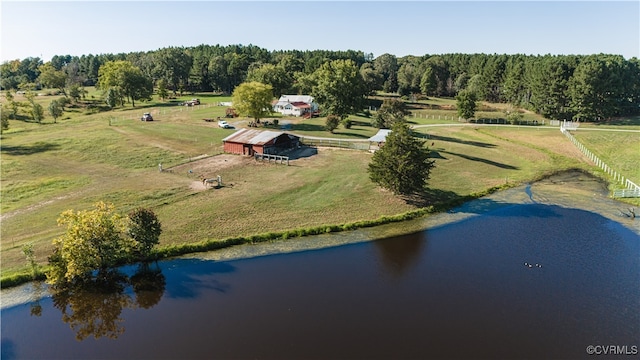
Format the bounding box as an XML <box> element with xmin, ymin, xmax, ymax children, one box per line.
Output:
<box><xmin>368</xmin><ymin>129</ymin><xmax>392</xmax><ymax>142</ymax></box>
<box><xmin>222</xmin><ymin>128</ymin><xmax>294</xmax><ymax>146</ymax></box>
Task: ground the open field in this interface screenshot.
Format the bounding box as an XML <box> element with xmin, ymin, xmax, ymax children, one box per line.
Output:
<box><xmin>2</xmin><ymin>91</ymin><xmax>638</xmax><ymax>279</ymax></box>
<box><xmin>572</xmin><ymin>130</ymin><xmax>640</xmax><ymax>184</ymax></box>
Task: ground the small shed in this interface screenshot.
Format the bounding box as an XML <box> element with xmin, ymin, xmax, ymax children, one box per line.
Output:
<box><xmin>222</xmin><ymin>128</ymin><xmax>300</xmax><ymax>156</ymax></box>
<box><xmin>368</xmin><ymin>129</ymin><xmax>392</xmax><ymax>151</ymax></box>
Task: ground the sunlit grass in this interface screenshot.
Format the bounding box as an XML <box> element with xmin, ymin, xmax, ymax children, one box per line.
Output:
<box><xmin>1</xmin><ymin>91</ymin><xmax>638</xmax><ymax>280</ymax></box>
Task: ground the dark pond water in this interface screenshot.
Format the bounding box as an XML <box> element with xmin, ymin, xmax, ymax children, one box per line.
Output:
<box><xmin>2</xmin><ymin>202</ymin><xmax>639</xmax><ymax>359</ymax></box>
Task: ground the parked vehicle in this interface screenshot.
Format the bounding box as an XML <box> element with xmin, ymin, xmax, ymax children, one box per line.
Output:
<box><xmin>141</xmin><ymin>113</ymin><xmax>153</xmax><ymax>121</ymax></box>
<box><xmin>218</xmin><ymin>120</ymin><xmax>234</xmax><ymax>129</ymax></box>
<box><xmin>225</xmin><ymin>108</ymin><xmax>238</xmax><ymax>118</ymax></box>
<box><xmin>184</xmin><ymin>98</ymin><xmax>200</xmax><ymax>106</ymax></box>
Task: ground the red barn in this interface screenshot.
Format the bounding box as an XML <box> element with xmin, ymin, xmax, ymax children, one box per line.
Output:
<box><xmin>222</xmin><ymin>129</ymin><xmax>300</xmax><ymax>156</ymax></box>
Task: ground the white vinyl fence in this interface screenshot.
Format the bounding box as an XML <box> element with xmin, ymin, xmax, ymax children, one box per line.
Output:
<box><xmin>560</xmin><ymin>124</ymin><xmax>639</xmax><ymax>198</ymax></box>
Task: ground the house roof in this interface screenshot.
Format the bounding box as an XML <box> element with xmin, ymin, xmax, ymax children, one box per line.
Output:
<box><xmin>278</xmin><ymin>95</ymin><xmax>315</xmax><ymax>104</ymax></box>
<box><xmin>290</xmin><ymin>102</ymin><xmax>310</xmax><ymax>109</ymax></box>
<box><xmin>368</xmin><ymin>129</ymin><xmax>392</xmax><ymax>142</ymax></box>
<box><xmin>273</xmin><ymin>101</ymin><xmax>312</xmax><ymax>110</ymax></box>
<box><xmin>222</xmin><ymin>128</ymin><xmax>297</xmax><ymax>146</ymax></box>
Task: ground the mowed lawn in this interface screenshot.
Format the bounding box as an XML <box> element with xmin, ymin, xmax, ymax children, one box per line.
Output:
<box><xmin>572</xmin><ymin>130</ymin><xmax>640</xmax><ymax>185</ymax></box>
<box><xmin>413</xmin><ymin>126</ymin><xmax>591</xmax><ymax>196</ymax></box>
<box><xmin>1</xmin><ymin>93</ymin><xmax>637</xmax><ymax>275</ymax></box>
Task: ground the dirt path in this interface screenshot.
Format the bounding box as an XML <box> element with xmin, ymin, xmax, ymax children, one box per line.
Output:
<box><xmin>0</xmin><ymin>190</ymin><xmax>86</xmax><ymax>222</ymax></box>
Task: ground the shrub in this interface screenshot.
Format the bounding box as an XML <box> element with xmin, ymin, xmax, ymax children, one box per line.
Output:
<box><xmin>325</xmin><ymin>114</ymin><xmax>340</xmax><ymax>133</ymax></box>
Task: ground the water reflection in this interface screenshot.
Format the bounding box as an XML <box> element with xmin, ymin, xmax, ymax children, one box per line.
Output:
<box><xmin>373</xmin><ymin>232</ymin><xmax>426</xmax><ymax>277</ymax></box>
<box><xmin>130</xmin><ymin>263</ymin><xmax>166</xmax><ymax>309</ymax></box>
<box><xmin>2</xmin><ymin>174</ymin><xmax>638</xmax><ymax>359</ymax></box>
<box><xmin>50</xmin><ymin>263</ymin><xmax>165</xmax><ymax>341</ymax></box>
<box><xmin>28</xmin><ymin>281</ymin><xmax>45</xmax><ymax>317</ymax></box>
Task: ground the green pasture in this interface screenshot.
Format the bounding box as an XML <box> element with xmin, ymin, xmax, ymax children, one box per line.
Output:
<box><xmin>572</xmin><ymin>130</ymin><xmax>640</xmax><ymax>184</ymax></box>
<box><xmin>1</xmin><ymin>90</ymin><xmax>638</xmax><ymax>280</ymax></box>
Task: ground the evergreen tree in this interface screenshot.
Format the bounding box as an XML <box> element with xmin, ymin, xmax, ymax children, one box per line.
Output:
<box><xmin>368</xmin><ymin>122</ymin><xmax>435</xmax><ymax>196</ymax></box>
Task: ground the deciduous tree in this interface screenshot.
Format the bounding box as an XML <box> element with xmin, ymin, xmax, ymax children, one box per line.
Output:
<box><xmin>1</xmin><ymin>104</ymin><xmax>9</xmax><ymax>134</ymax></box>
<box><xmin>22</xmin><ymin>243</ymin><xmax>40</xmax><ymax>279</ymax></box>
<box><xmin>504</xmin><ymin>104</ymin><xmax>524</xmax><ymax>124</ymax></box>
<box><xmin>360</xmin><ymin>62</ymin><xmax>382</xmax><ymax>96</ymax></box>
<box><xmin>154</xmin><ymin>47</ymin><xmax>192</xmax><ymax>94</ymax></box>
<box><xmin>456</xmin><ymin>90</ymin><xmax>477</xmax><ymax>120</ymax></box>
<box><xmin>38</xmin><ymin>62</ymin><xmax>68</xmax><ymax>97</ymax></box>
<box><xmin>397</xmin><ymin>56</ymin><xmax>423</xmax><ymax>96</ymax></box>
<box><xmin>311</xmin><ymin>59</ymin><xmax>365</xmax><ymax>119</ymax></box>
<box><xmin>156</xmin><ymin>78</ymin><xmax>168</xmax><ymax>100</ymax></box>
<box><xmin>48</xmin><ymin>99</ymin><xmax>63</xmax><ymax>123</ymax></box>
<box><xmin>98</xmin><ymin>60</ymin><xmax>153</xmax><ymax>107</ymax></box>
<box><xmin>231</xmin><ymin>81</ymin><xmax>274</xmax><ymax>122</ymax></box>
<box><xmin>246</xmin><ymin>63</ymin><xmax>291</xmax><ymax>97</ymax></box>
<box><xmin>25</xmin><ymin>91</ymin><xmax>44</xmax><ymax>123</ymax></box>
<box><xmin>373</xmin><ymin>98</ymin><xmax>409</xmax><ymax>129</ymax></box>
<box><xmin>4</xmin><ymin>90</ymin><xmax>19</xmax><ymax>119</ymax></box>
<box><xmin>47</xmin><ymin>202</ymin><xmax>134</xmax><ymax>286</ymax></box>
<box><xmin>373</xmin><ymin>53</ymin><xmax>399</xmax><ymax>93</ymax></box>
<box><xmin>325</xmin><ymin>114</ymin><xmax>340</xmax><ymax>133</ymax></box>
<box><xmin>128</xmin><ymin>208</ymin><xmax>162</xmax><ymax>260</ymax></box>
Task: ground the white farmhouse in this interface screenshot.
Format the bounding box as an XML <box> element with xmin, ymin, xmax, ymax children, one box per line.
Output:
<box><xmin>273</xmin><ymin>95</ymin><xmax>319</xmax><ymax>117</ymax></box>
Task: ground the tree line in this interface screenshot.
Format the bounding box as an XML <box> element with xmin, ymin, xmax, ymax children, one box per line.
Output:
<box><xmin>2</xmin><ymin>45</ymin><xmax>639</xmax><ymax>122</ymax></box>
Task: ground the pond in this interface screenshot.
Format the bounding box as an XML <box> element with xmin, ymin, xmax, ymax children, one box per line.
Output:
<box><xmin>2</xmin><ymin>173</ymin><xmax>639</xmax><ymax>359</ymax></box>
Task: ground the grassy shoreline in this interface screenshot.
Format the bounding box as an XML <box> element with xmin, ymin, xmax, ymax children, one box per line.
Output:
<box><xmin>0</xmin><ymin>167</ymin><xmax>616</xmax><ymax>289</ymax></box>
<box><xmin>2</xmin><ymin>92</ymin><xmax>638</xmax><ymax>288</ymax></box>
<box><xmin>0</xmin><ymin>174</ymin><xmax>537</xmax><ymax>289</ymax></box>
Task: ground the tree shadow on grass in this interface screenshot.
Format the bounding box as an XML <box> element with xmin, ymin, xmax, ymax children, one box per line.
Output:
<box><xmin>1</xmin><ymin>142</ymin><xmax>60</xmax><ymax>155</ymax></box>
<box><xmin>7</xmin><ymin>114</ymin><xmax>33</xmax><ymax>122</ymax></box>
<box><xmin>285</xmin><ymin>146</ymin><xmax>317</xmax><ymax>160</ymax></box>
<box><xmin>137</xmin><ymin>101</ymin><xmax>185</xmax><ymax>110</ymax></box>
<box><xmin>332</xmin><ymin>131</ymin><xmax>371</xmax><ymax>139</ymax></box>
<box><xmin>429</xmin><ymin>150</ymin><xmax>447</xmax><ymax>159</ymax></box>
<box><xmin>290</xmin><ymin>123</ymin><xmax>328</xmax><ymax>132</ymax></box>
<box><xmin>348</xmin><ymin>120</ymin><xmax>372</xmax><ymax>127</ymax></box>
<box><xmin>439</xmin><ymin>150</ymin><xmax>518</xmax><ymax>170</ymax></box>
<box><xmin>417</xmin><ymin>133</ymin><xmax>497</xmax><ymax>148</ymax></box>
<box><xmin>402</xmin><ymin>188</ymin><xmax>461</xmax><ymax>207</ymax></box>
<box><xmin>594</xmin><ymin>116</ymin><xmax>640</xmax><ymax>126</ymax></box>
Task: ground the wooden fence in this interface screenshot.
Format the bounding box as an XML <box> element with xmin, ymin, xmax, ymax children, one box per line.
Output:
<box><xmin>561</xmin><ymin>126</ymin><xmax>640</xmax><ymax>198</ymax></box>
<box><xmin>109</xmin><ymin>103</ymin><xmax>214</xmax><ymax>122</ymax></box>
<box><xmin>254</xmin><ymin>153</ymin><xmax>289</xmax><ymax>165</ymax></box>
<box><xmin>300</xmin><ymin>138</ymin><xmax>370</xmax><ymax>151</ymax></box>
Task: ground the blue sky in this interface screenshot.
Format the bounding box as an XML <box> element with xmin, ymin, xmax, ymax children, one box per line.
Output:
<box><xmin>1</xmin><ymin>1</ymin><xmax>638</xmax><ymax>62</ymax></box>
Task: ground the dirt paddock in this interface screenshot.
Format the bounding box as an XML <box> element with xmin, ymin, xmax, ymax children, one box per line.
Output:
<box><xmin>168</xmin><ymin>154</ymin><xmax>247</xmax><ymax>190</ymax></box>
<box><xmin>170</xmin><ymin>147</ymin><xmax>319</xmax><ymax>191</ymax></box>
